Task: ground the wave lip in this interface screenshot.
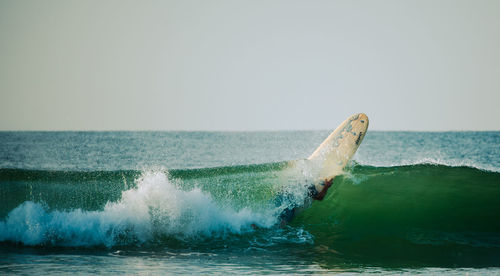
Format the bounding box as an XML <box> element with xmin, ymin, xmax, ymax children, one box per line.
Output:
<box><xmin>391</xmin><ymin>157</ymin><xmax>499</xmax><ymax>173</ymax></box>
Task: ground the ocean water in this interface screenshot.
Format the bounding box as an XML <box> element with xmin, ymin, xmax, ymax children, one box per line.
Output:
<box><xmin>0</xmin><ymin>131</ymin><xmax>499</xmax><ymax>275</ymax></box>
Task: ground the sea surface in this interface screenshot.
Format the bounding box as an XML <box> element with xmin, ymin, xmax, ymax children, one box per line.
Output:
<box><xmin>1</xmin><ymin>131</ymin><xmax>499</xmax><ymax>275</ymax></box>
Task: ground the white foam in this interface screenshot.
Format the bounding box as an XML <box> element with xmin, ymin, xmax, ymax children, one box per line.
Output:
<box><xmin>0</xmin><ymin>171</ymin><xmax>276</xmax><ymax>247</ymax></box>
<box><xmin>383</xmin><ymin>158</ymin><xmax>497</xmax><ymax>172</ymax></box>
<box><xmin>353</xmin><ymin>155</ymin><xmax>499</xmax><ymax>172</ymax></box>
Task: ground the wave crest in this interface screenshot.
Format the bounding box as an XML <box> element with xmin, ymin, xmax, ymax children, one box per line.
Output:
<box><xmin>0</xmin><ymin>171</ymin><xmax>275</xmax><ymax>247</ymax></box>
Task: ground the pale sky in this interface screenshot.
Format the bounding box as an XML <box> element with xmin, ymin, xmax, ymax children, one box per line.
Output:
<box><xmin>1</xmin><ymin>0</ymin><xmax>499</xmax><ymax>131</ymax></box>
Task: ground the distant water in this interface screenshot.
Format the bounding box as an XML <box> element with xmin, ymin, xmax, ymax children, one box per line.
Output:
<box><xmin>1</xmin><ymin>131</ymin><xmax>499</xmax><ymax>274</ymax></box>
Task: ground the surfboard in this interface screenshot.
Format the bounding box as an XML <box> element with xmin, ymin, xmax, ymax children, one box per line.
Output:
<box><xmin>308</xmin><ymin>113</ymin><xmax>369</xmax><ymax>192</ymax></box>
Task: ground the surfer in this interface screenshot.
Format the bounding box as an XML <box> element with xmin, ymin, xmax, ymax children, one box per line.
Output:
<box><xmin>310</xmin><ymin>177</ymin><xmax>334</xmax><ymax>201</ymax></box>
<box><xmin>278</xmin><ymin>177</ymin><xmax>334</xmax><ymax>227</ymax></box>
<box><xmin>250</xmin><ymin>178</ymin><xmax>334</xmax><ymax>230</ymax></box>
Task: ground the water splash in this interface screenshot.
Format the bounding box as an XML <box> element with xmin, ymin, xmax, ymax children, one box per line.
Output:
<box><xmin>0</xmin><ymin>171</ymin><xmax>277</xmax><ymax>247</ymax></box>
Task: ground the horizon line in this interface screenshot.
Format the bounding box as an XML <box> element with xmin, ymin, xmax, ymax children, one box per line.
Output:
<box><xmin>0</xmin><ymin>129</ymin><xmax>499</xmax><ymax>133</ymax></box>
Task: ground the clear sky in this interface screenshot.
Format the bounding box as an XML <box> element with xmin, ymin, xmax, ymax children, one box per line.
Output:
<box><xmin>1</xmin><ymin>0</ymin><xmax>499</xmax><ymax>131</ymax></box>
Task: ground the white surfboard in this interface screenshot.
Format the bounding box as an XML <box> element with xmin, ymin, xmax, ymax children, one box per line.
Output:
<box><xmin>308</xmin><ymin>113</ymin><xmax>369</xmax><ymax>192</ymax></box>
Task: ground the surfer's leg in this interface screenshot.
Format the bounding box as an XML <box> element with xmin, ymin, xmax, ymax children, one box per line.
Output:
<box><xmin>313</xmin><ymin>177</ymin><xmax>335</xmax><ymax>201</ymax></box>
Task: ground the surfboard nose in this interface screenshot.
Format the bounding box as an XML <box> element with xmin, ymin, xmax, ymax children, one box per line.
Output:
<box><xmin>356</xmin><ymin>113</ymin><xmax>369</xmax><ymax>126</ymax></box>
<box><xmin>349</xmin><ymin>113</ymin><xmax>369</xmax><ymax>127</ymax></box>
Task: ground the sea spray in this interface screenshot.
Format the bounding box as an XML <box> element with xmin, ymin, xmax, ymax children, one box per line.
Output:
<box><xmin>0</xmin><ymin>171</ymin><xmax>277</xmax><ymax>247</ymax></box>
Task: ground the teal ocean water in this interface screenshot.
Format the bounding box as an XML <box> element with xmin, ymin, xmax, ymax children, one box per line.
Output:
<box><xmin>1</xmin><ymin>131</ymin><xmax>499</xmax><ymax>274</ymax></box>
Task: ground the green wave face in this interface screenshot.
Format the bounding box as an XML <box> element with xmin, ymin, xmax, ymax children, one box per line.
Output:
<box><xmin>299</xmin><ymin>164</ymin><xmax>500</xmax><ymax>232</ymax></box>
<box><xmin>294</xmin><ymin>164</ymin><xmax>500</xmax><ymax>265</ymax></box>
<box><xmin>1</xmin><ymin>163</ymin><xmax>500</xmax><ymax>266</ymax></box>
